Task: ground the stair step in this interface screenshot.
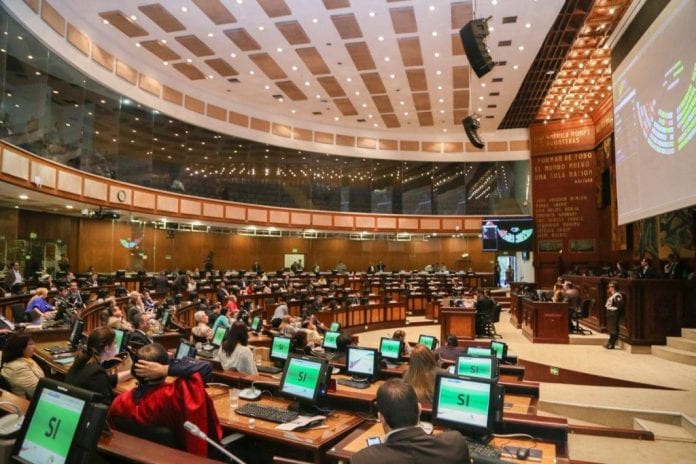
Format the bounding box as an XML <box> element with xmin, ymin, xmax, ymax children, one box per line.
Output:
<box><xmin>652</xmin><ymin>346</ymin><xmax>696</xmax><ymax>366</ymax></box>
<box><xmin>666</xmin><ymin>336</ymin><xmax>696</xmax><ymax>352</ymax></box>
<box><xmin>634</xmin><ymin>418</ymin><xmax>696</xmax><ymax>442</ymax></box>
<box><xmin>682</xmin><ymin>328</ymin><xmax>696</xmax><ymax>341</ymax></box>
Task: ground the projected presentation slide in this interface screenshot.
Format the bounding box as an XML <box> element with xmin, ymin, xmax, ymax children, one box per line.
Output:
<box><xmin>19</xmin><ymin>390</ymin><xmax>84</xmax><ymax>464</ymax></box>
<box><xmin>348</xmin><ymin>349</ymin><xmax>375</xmax><ymax>375</ymax></box>
<box><xmin>613</xmin><ymin>0</ymin><xmax>696</xmax><ymax>224</ymax></box>
<box><xmin>283</xmin><ymin>358</ymin><xmax>322</xmax><ymax>400</ymax></box>
<box><xmin>380</xmin><ymin>339</ymin><xmax>401</xmax><ymax>360</ymax></box>
<box><xmin>436</xmin><ymin>377</ymin><xmax>490</xmax><ymax>428</ymax></box>
<box><xmin>457</xmin><ymin>357</ymin><xmax>493</xmax><ymax>379</ymax></box>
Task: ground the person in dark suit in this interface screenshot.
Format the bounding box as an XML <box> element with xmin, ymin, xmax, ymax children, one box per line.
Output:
<box><xmin>350</xmin><ymin>379</ymin><xmax>469</xmax><ymax>464</ymax></box>
<box><xmin>152</xmin><ymin>271</ymin><xmax>170</xmax><ymax>294</ymax></box>
<box><xmin>638</xmin><ymin>257</ymin><xmax>657</xmax><ymax>278</ymax></box>
<box><xmin>130</xmin><ymin>312</ymin><xmax>153</xmax><ymax>347</ymax></box>
<box><xmin>4</xmin><ymin>261</ymin><xmax>23</xmax><ymax>292</ymax></box>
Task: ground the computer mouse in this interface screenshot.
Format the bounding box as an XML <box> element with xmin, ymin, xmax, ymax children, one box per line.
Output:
<box><xmin>516</xmin><ymin>447</ymin><xmax>530</xmax><ymax>460</ymax></box>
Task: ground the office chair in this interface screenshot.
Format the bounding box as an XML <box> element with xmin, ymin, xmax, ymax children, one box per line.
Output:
<box><xmin>11</xmin><ymin>304</ymin><xmax>27</xmax><ymax>324</ymax></box>
<box><xmin>571</xmin><ymin>299</ymin><xmax>593</xmax><ymax>335</ymax></box>
<box><xmin>110</xmin><ymin>417</ymin><xmax>181</xmax><ymax>450</ymax></box>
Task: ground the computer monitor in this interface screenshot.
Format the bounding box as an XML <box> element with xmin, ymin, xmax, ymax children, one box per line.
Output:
<box><xmin>490</xmin><ymin>340</ymin><xmax>508</xmax><ymax>361</ymax></box>
<box><xmin>11</xmin><ymin>378</ymin><xmax>108</xmax><ymax>464</ymax></box>
<box><xmin>322</xmin><ymin>331</ymin><xmax>340</xmax><ymax>350</ymax></box>
<box><xmin>175</xmin><ymin>340</ymin><xmax>197</xmax><ymax>360</ymax></box>
<box><xmin>210</xmin><ymin>326</ymin><xmax>227</xmax><ymax>348</ymax></box>
<box><xmin>160</xmin><ymin>309</ymin><xmax>170</xmax><ymax>327</ymax></box>
<box><xmin>431</xmin><ymin>374</ymin><xmax>503</xmax><ymax>441</ymax></box>
<box><xmin>456</xmin><ymin>355</ymin><xmax>500</xmax><ymax>380</ymax></box>
<box><xmin>270</xmin><ymin>335</ymin><xmax>292</xmax><ymax>363</ymax></box>
<box><xmin>249</xmin><ymin>316</ymin><xmax>262</xmax><ymax>332</ymax></box>
<box><xmin>68</xmin><ymin>319</ymin><xmax>84</xmax><ymax>348</ymax></box>
<box><xmin>279</xmin><ymin>354</ymin><xmax>329</xmax><ymax>413</ymax></box>
<box><xmin>418</xmin><ymin>334</ymin><xmax>438</xmax><ymax>350</ymax></box>
<box><xmin>467</xmin><ymin>346</ymin><xmax>495</xmax><ymax>357</ymax></box>
<box><xmin>379</xmin><ymin>337</ymin><xmax>402</xmax><ymax>363</ymax></box>
<box><xmin>329</xmin><ymin>321</ymin><xmax>341</xmax><ymax>332</ymax></box>
<box><xmin>113</xmin><ymin>329</ymin><xmax>130</xmax><ymax>353</ymax></box>
<box><xmin>345</xmin><ymin>346</ymin><xmax>380</xmax><ymax>382</ymax></box>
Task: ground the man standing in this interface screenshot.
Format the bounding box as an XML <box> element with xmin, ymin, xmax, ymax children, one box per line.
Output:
<box><xmin>351</xmin><ymin>379</ymin><xmax>469</xmax><ymax>464</ymax></box>
<box><xmin>4</xmin><ymin>261</ymin><xmax>23</xmax><ymax>293</ymax></box>
<box><xmin>604</xmin><ymin>281</ymin><xmax>624</xmax><ymax>349</ymax></box>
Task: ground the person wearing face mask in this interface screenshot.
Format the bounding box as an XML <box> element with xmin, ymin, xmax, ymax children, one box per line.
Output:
<box><xmin>65</xmin><ymin>326</ymin><xmax>132</xmax><ymax>403</ymax></box>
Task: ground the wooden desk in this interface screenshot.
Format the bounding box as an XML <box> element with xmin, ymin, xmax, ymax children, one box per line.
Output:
<box><xmin>520</xmin><ymin>298</ymin><xmax>569</xmax><ymax>344</ymax></box>
<box><xmin>326</xmin><ymin>421</ymin><xmax>565</xmax><ymax>463</ymax></box>
<box><xmin>439</xmin><ymin>306</ymin><xmax>476</xmax><ymax>342</ymax></box>
<box><xmin>207</xmin><ymin>384</ymin><xmax>363</xmax><ymax>464</ymax></box>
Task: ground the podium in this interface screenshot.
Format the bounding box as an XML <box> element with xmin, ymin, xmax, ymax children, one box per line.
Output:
<box><xmin>440</xmin><ymin>306</ymin><xmax>476</xmax><ymax>341</ymax></box>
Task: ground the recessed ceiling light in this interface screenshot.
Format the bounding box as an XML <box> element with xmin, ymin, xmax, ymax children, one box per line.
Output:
<box><xmin>277</xmin><ymin>47</ymin><xmax>283</xmax><ymax>52</ymax></box>
<box><xmin>249</xmin><ymin>70</ymin><xmax>255</xmax><ymax>75</ymax></box>
<box><xmin>208</xmin><ymin>33</ymin><xmax>214</xmax><ymax>37</ymax></box>
<box><xmin>258</xmin><ymin>26</ymin><xmax>264</xmax><ymax>31</ymax></box>
<box><xmin>399</xmin><ymin>101</ymin><xmax>405</xmax><ymax>105</ymax></box>
<box><xmin>373</xmin><ymin>123</ymin><xmax>378</xmax><ymax>127</ymax></box>
<box><xmin>513</xmin><ymin>65</ymin><xmax>519</xmax><ymax>70</ymax></box>
<box><xmin>491</xmin><ymin>0</ymin><xmax>498</xmax><ymax>5</ymax></box>
<box><xmin>403</xmin><ymin>112</ymin><xmax>408</xmax><ymax>116</ymax></box>
<box><xmin>230</xmin><ymin>53</ymin><xmax>237</xmax><ymax>58</ymax></box>
<box><xmin>130</xmin><ymin>15</ymin><xmax>137</xmax><ymax>21</ymax></box>
<box><xmin>443</xmin><ymin>128</ymin><xmax>448</xmax><ymax>132</ymax></box>
<box><xmin>135</xmin><ymin>43</ymin><xmax>141</xmax><ymax>47</ymax></box>
<box><xmin>438</xmin><ymin>98</ymin><xmax>444</xmax><ymax>103</ymax></box>
<box><xmin>439</xmin><ymin>109</ymin><xmax>445</xmax><ymax>114</ymax></box>
<box><xmin>488</xmin><ymin>26</ymin><xmax>494</xmax><ymax>32</ymax></box>
<box><xmin>437</xmin><ymin>85</ymin><xmax>443</xmax><ymax>90</ymax></box>
<box><xmin>161</xmin><ymin>39</ymin><xmax>167</xmax><ymax>44</ymax></box>
<box><xmin>369</xmin><ymin>11</ymin><xmax>375</xmax><ymax>17</ymax></box>
<box><xmin>236</xmin><ymin>0</ymin><xmax>243</xmax><ymax>4</ymax></box>
<box><xmin>518</xmin><ymin>45</ymin><xmax>524</xmax><ymax>51</ymax></box>
<box><xmin>384</xmin><ymin>57</ymin><xmax>390</xmax><ymax>62</ymax></box>
<box><xmin>163</xmin><ymin>61</ymin><xmax>168</xmax><ymax>65</ymax></box>
<box><xmin>432</xmin><ymin>31</ymin><xmax>438</xmax><ymax>37</ymax></box>
<box><xmin>315</xmin><ymin>94</ymin><xmax>321</xmax><ymax>99</ymax></box>
<box><xmin>434</xmin><ymin>52</ymin><xmax>440</xmax><ymax>58</ymax></box>
<box><xmin>479</xmin><ymin>96</ymin><xmax>484</xmax><ymax>100</ymax></box>
<box><xmin>65</xmin><ymin>205</ymin><xmax>74</xmax><ymax>209</ymax></box>
<box><xmin>186</xmin><ymin>58</ymin><xmax>192</xmax><ymax>63</ymax></box>
<box><xmin>481</xmin><ymin>83</ymin><xmax>486</xmax><ymax>87</ymax></box>
<box><xmin>355</xmin><ymin>91</ymin><xmax>360</xmax><ymax>96</ymax></box>
<box><xmin>291</xmin><ymin>109</ymin><xmax>296</xmax><ymax>114</ymax></box>
<box><xmin>346</xmin><ymin>77</ymin><xmax>352</xmax><ymax>82</ymax></box>
<box><xmin>389</xmin><ymin>74</ymin><xmax>395</xmax><ymax>79</ymax></box>
<box><xmin>378</xmin><ymin>36</ymin><xmax>384</xmax><ymax>41</ymax></box>
<box><xmin>361</xmin><ymin>103</ymin><xmax>367</xmax><ymax>108</ymax></box>
<box><xmin>304</xmin><ymin>81</ymin><xmax>310</xmax><ymax>86</ymax></box>
<box><xmin>181</xmin><ymin>6</ymin><xmax>188</xmax><ymax>12</ymax></box>
<box><xmin>312</xmin><ymin>18</ymin><xmax>318</xmax><ymax>24</ymax></box>
<box><xmin>525</xmin><ymin>23</ymin><xmax>531</xmax><ymax>28</ymax></box>
<box><xmin>291</xmin><ymin>65</ymin><xmax>298</xmax><ymax>71</ymax></box>
<box><xmin>334</xmin><ymin>116</ymin><xmax>339</xmax><ymax>121</ymax></box>
<box><xmin>19</xmin><ymin>194</ymin><xmax>28</xmax><ymax>200</ymax></box>
<box><xmin>52</xmin><ymin>90</ymin><xmax>58</xmax><ymax>94</ymax></box>
<box><xmin>102</xmin><ymin>19</ymin><xmax>109</xmax><ymax>25</ymax></box>
<box><xmin>27</xmin><ymin>55</ymin><xmax>33</xmax><ymax>59</ymax></box>
<box><xmin>429</xmin><ymin>5</ymin><xmax>435</xmax><ymax>11</ymax></box>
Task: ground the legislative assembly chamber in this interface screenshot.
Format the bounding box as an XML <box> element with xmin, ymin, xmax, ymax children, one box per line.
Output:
<box><xmin>0</xmin><ymin>0</ymin><xmax>694</xmax><ymax>463</ymax></box>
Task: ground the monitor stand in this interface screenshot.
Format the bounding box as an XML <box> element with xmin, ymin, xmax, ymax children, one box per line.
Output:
<box><xmin>350</xmin><ymin>375</ymin><xmax>370</xmax><ymax>384</ymax></box>
<box><xmin>286</xmin><ymin>401</ymin><xmax>318</xmax><ymax>417</ymax></box>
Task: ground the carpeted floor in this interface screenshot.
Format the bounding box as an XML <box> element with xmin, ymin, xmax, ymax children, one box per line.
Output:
<box><xmin>356</xmin><ymin>311</ymin><xmax>696</xmax><ymax>464</ymax></box>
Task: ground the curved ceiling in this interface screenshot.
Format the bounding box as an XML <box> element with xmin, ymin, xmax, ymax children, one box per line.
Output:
<box><xmin>25</xmin><ymin>0</ymin><xmax>564</xmax><ymax>136</ymax></box>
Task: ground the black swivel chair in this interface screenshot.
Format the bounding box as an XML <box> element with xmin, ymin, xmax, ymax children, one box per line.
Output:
<box><xmin>571</xmin><ymin>299</ymin><xmax>593</xmax><ymax>335</ymax></box>
<box><xmin>11</xmin><ymin>303</ymin><xmax>27</xmax><ymax>325</ymax></box>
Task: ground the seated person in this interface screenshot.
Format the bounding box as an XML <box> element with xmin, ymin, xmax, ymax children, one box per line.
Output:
<box><xmin>25</xmin><ymin>287</ymin><xmax>55</xmax><ymax>324</ymax></box>
<box><xmin>65</xmin><ymin>327</ymin><xmax>132</xmax><ymax>404</ymax></box>
<box><xmin>402</xmin><ymin>345</ymin><xmax>447</xmax><ymax>405</ymax></box>
<box><xmin>130</xmin><ymin>312</ymin><xmax>154</xmax><ymax>346</ymax></box>
<box><xmin>434</xmin><ymin>334</ymin><xmax>465</xmax><ymax>362</ymax></box>
<box><xmin>270</xmin><ymin>299</ymin><xmax>289</xmax><ymax>328</ymax></box>
<box><xmin>291</xmin><ymin>330</ymin><xmax>313</xmax><ymax>356</ymax></box>
<box><xmin>350</xmin><ymin>379</ymin><xmax>469</xmax><ymax>464</ymax></box>
<box><xmin>0</xmin><ymin>333</ymin><xmax>44</xmax><ymax>398</ymax></box>
<box><xmin>107</xmin><ymin>303</ymin><xmax>133</xmax><ymax>332</ymax></box>
<box><xmin>218</xmin><ymin>322</ymin><xmax>257</xmax><ymax>375</ymax></box>
<box><xmin>108</xmin><ymin>343</ymin><xmax>222</xmax><ymax>457</ymax></box>
<box><xmin>474</xmin><ymin>288</ymin><xmax>496</xmax><ymax>336</ymax></box>
<box><xmin>211</xmin><ymin>306</ymin><xmax>231</xmax><ymax>333</ymax></box>
<box><xmin>392</xmin><ymin>329</ymin><xmax>412</xmax><ymax>356</ymax></box>
<box><xmin>301</xmin><ymin>318</ymin><xmax>323</xmax><ymax>346</ymax></box>
<box><xmin>191</xmin><ymin>310</ymin><xmax>213</xmax><ymax>341</ymax></box>
<box><xmin>278</xmin><ymin>314</ymin><xmax>299</xmax><ymax>337</ymax></box>
<box><xmin>332</xmin><ymin>333</ymin><xmax>353</xmax><ymax>366</ymax></box>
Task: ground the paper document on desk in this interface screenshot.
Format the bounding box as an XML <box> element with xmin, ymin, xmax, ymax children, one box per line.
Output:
<box><xmin>275</xmin><ymin>415</ymin><xmax>326</xmax><ymax>431</ymax></box>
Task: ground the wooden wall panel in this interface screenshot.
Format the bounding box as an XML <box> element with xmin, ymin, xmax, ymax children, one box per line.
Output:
<box><xmin>57</xmin><ymin>171</ymin><xmax>82</xmax><ymax>195</ymax></box>
<box><xmin>1</xmin><ymin>148</ymin><xmax>30</xmax><ymax>179</ymax></box>
<box><xmin>133</xmin><ymin>191</ymin><xmax>156</xmax><ymax>209</ymax></box>
<box><xmin>83</xmin><ymin>178</ymin><xmax>108</xmax><ymax>200</ymax></box>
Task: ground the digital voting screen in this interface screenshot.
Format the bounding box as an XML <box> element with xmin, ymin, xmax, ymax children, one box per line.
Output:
<box><xmin>380</xmin><ymin>338</ymin><xmax>401</xmax><ymax>360</ymax></box>
<box><xmin>457</xmin><ymin>356</ymin><xmax>494</xmax><ymax>379</ymax></box>
<box><xmin>271</xmin><ymin>337</ymin><xmax>291</xmax><ymax>360</ymax></box>
<box><xmin>436</xmin><ymin>376</ymin><xmax>490</xmax><ymax>429</ymax></box>
<box><xmin>282</xmin><ymin>357</ymin><xmax>322</xmax><ymax>400</ymax></box>
<box><xmin>323</xmin><ymin>331</ymin><xmax>339</xmax><ymax>349</ymax></box>
<box><xmin>18</xmin><ymin>389</ymin><xmax>84</xmax><ymax>464</ymax></box>
<box><xmin>419</xmin><ymin>335</ymin><xmax>436</xmax><ymax>350</ymax></box>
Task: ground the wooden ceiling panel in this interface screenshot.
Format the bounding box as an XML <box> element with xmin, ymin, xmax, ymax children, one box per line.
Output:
<box><xmin>322</xmin><ymin>0</ymin><xmax>350</xmax><ymax>9</ymax></box>
<box><xmin>397</xmin><ymin>37</ymin><xmax>423</xmax><ymax>67</ymax></box>
<box><xmin>223</xmin><ymin>28</ymin><xmax>261</xmax><ymax>51</ymax></box>
<box><xmin>275</xmin><ymin>20</ymin><xmax>310</xmax><ymax>45</ymax></box>
<box><xmin>331</xmin><ymin>14</ymin><xmax>363</xmax><ymax>39</ymax></box>
<box><xmin>372</xmin><ymin>95</ymin><xmax>394</xmax><ymax>113</ymax></box>
<box><xmin>453</xmin><ymin>109</ymin><xmax>468</xmax><ymax>123</ymax></box>
<box><xmin>417</xmin><ymin>111</ymin><xmax>434</xmax><ymax>126</ymax></box>
<box><xmin>360</xmin><ymin>72</ymin><xmax>386</xmax><ymax>94</ymax></box>
<box><xmin>249</xmin><ymin>53</ymin><xmax>287</xmax><ymax>80</ymax></box>
<box><xmin>389</xmin><ymin>7</ymin><xmax>417</xmax><ymax>34</ymax></box>
<box><xmin>139</xmin><ymin>40</ymin><xmax>181</xmax><ymax>61</ymax></box>
<box><xmin>451</xmin><ymin>1</ymin><xmax>473</xmax><ymax>29</ymax></box>
<box><xmin>453</xmin><ymin>89</ymin><xmax>469</xmax><ymax>109</ymax></box>
<box><xmin>258</xmin><ymin>0</ymin><xmax>292</xmax><ymax>18</ymax></box>
<box><xmin>381</xmin><ymin>114</ymin><xmax>400</xmax><ymax>128</ymax></box>
<box><xmin>99</xmin><ymin>11</ymin><xmax>148</xmax><ymax>38</ymax></box>
<box><xmin>172</xmin><ymin>62</ymin><xmax>206</xmax><ymax>80</ymax></box>
<box><xmin>451</xmin><ymin>32</ymin><xmax>464</xmax><ymax>56</ymax></box>
<box><xmin>276</xmin><ymin>81</ymin><xmax>308</xmax><ymax>101</ymax></box>
<box><xmin>452</xmin><ymin>65</ymin><xmax>470</xmax><ymax>89</ymax></box>
<box><xmin>412</xmin><ymin>92</ymin><xmax>431</xmax><ymax>111</ymax></box>
<box><xmin>334</xmin><ymin>98</ymin><xmax>358</xmax><ymax>116</ymax></box>
<box><xmin>296</xmin><ymin>47</ymin><xmax>331</xmax><ymax>75</ymax></box>
<box><xmin>405</xmin><ymin>68</ymin><xmax>427</xmax><ymax>92</ymax></box>
<box><xmin>175</xmin><ymin>34</ymin><xmax>214</xmax><ymax>57</ymax></box>
<box><xmin>317</xmin><ymin>76</ymin><xmax>346</xmax><ymax>97</ymax></box>
<box><xmin>138</xmin><ymin>4</ymin><xmax>185</xmax><ymax>33</ymax></box>
<box><xmin>204</xmin><ymin>58</ymin><xmax>238</xmax><ymax>77</ymax></box>
<box><xmin>345</xmin><ymin>42</ymin><xmax>376</xmax><ymax>71</ymax></box>
<box><xmin>191</xmin><ymin>0</ymin><xmax>236</xmax><ymax>25</ymax></box>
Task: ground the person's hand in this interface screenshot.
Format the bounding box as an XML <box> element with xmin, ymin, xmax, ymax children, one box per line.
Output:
<box><xmin>134</xmin><ymin>359</ymin><xmax>168</xmax><ymax>381</ymax></box>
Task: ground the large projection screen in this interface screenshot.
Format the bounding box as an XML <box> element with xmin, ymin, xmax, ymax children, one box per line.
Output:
<box><xmin>613</xmin><ymin>0</ymin><xmax>696</xmax><ymax>225</ymax></box>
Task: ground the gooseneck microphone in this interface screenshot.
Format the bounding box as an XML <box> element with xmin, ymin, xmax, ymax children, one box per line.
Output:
<box><xmin>183</xmin><ymin>421</ymin><xmax>246</xmax><ymax>464</ymax></box>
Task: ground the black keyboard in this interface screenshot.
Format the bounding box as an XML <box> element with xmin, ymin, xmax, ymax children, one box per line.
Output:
<box><xmin>44</xmin><ymin>345</ymin><xmax>73</xmax><ymax>355</ymax></box>
<box><xmin>256</xmin><ymin>365</ymin><xmax>282</xmax><ymax>374</ymax></box>
<box><xmin>336</xmin><ymin>379</ymin><xmax>370</xmax><ymax>389</ymax></box>
<box><xmin>234</xmin><ymin>403</ymin><xmax>299</xmax><ymax>423</ymax></box>
<box><xmin>466</xmin><ymin>440</ymin><xmax>501</xmax><ymax>460</ymax></box>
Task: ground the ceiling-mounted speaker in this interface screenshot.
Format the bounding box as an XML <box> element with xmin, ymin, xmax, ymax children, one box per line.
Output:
<box><xmin>460</xmin><ymin>17</ymin><xmax>495</xmax><ymax>78</ymax></box>
<box><xmin>463</xmin><ymin>116</ymin><xmax>485</xmax><ymax>149</ymax></box>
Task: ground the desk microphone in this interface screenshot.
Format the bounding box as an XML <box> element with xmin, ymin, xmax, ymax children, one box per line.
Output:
<box><xmin>183</xmin><ymin>421</ymin><xmax>246</xmax><ymax>464</ymax></box>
